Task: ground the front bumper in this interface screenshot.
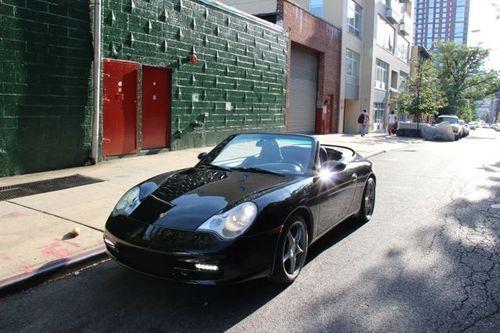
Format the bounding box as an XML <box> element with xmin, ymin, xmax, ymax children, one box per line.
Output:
<box><xmin>103</xmin><ymin>218</ymin><xmax>280</xmax><ymax>284</ymax></box>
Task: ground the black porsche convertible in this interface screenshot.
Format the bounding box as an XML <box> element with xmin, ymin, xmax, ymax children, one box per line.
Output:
<box><xmin>104</xmin><ymin>133</ymin><xmax>376</xmax><ymax>284</ymax></box>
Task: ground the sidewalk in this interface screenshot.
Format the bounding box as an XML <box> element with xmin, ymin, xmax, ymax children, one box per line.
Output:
<box><xmin>0</xmin><ymin>133</ymin><xmax>421</xmax><ymax>293</ymax></box>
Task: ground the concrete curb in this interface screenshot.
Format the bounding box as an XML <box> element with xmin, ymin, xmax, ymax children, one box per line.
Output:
<box><xmin>365</xmin><ymin>150</ymin><xmax>387</xmax><ymax>158</ymax></box>
<box><xmin>0</xmin><ymin>247</ymin><xmax>108</xmax><ymax>298</ymax></box>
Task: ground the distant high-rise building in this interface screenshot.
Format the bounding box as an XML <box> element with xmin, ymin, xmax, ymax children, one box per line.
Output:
<box><xmin>414</xmin><ymin>0</ymin><xmax>470</xmax><ymax>49</ymax></box>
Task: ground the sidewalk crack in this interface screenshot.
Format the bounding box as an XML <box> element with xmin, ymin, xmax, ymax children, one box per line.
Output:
<box><xmin>6</xmin><ymin>201</ymin><xmax>104</xmax><ymax>233</ymax></box>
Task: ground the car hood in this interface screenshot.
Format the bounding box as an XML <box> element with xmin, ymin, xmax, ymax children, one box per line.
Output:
<box><xmin>129</xmin><ymin>167</ymin><xmax>293</xmax><ymax>231</ymax></box>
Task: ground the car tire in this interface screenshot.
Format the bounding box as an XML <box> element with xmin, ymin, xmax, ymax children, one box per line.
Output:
<box><xmin>270</xmin><ymin>216</ymin><xmax>308</xmax><ymax>285</ymax></box>
<box><xmin>355</xmin><ymin>177</ymin><xmax>376</xmax><ymax>223</ymax></box>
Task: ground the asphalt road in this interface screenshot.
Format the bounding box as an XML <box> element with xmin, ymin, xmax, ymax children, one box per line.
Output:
<box><xmin>1</xmin><ymin>129</ymin><xmax>499</xmax><ymax>333</ymax></box>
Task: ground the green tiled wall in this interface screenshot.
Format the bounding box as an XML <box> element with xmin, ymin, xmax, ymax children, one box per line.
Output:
<box><xmin>0</xmin><ymin>0</ymin><xmax>93</xmax><ymax>176</ymax></box>
<box><xmin>101</xmin><ymin>0</ymin><xmax>287</xmax><ymax>150</ymax></box>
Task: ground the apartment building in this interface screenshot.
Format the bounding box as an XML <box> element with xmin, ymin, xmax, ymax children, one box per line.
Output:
<box><xmin>221</xmin><ymin>0</ymin><xmax>413</xmax><ymax>134</ymax></box>
<box><xmin>413</xmin><ymin>0</ymin><xmax>470</xmax><ymax>49</ymax></box>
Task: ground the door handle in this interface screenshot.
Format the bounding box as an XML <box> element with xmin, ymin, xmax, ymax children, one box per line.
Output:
<box><xmin>351</xmin><ymin>173</ymin><xmax>358</xmax><ymax>181</ymax></box>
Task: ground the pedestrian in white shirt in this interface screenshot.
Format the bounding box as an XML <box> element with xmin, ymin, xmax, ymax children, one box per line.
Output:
<box><xmin>388</xmin><ymin>111</ymin><xmax>398</xmax><ymax>135</ymax></box>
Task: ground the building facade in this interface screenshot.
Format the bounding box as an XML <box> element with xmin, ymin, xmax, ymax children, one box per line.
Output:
<box><xmin>0</xmin><ymin>0</ymin><xmax>94</xmax><ymax>176</ymax></box>
<box><xmin>277</xmin><ymin>1</ymin><xmax>342</xmax><ymax>135</ymax></box>
<box><xmin>223</xmin><ymin>0</ymin><xmax>343</xmax><ymax>134</ymax></box>
<box><xmin>100</xmin><ymin>0</ymin><xmax>288</xmax><ymax>155</ymax></box>
<box><xmin>222</xmin><ymin>0</ymin><xmax>413</xmax><ymax>134</ymax></box>
<box><xmin>0</xmin><ymin>0</ymin><xmax>288</xmax><ymax>176</ymax></box>
<box><xmin>413</xmin><ymin>0</ymin><xmax>470</xmax><ymax>49</ymax></box>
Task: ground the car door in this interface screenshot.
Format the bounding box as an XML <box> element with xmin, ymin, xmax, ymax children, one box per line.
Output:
<box><xmin>314</xmin><ymin>159</ymin><xmax>358</xmax><ymax>236</ymax></box>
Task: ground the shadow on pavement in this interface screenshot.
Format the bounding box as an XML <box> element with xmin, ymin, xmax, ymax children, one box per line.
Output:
<box><xmin>292</xmin><ymin>162</ymin><xmax>500</xmax><ymax>332</ymax></box>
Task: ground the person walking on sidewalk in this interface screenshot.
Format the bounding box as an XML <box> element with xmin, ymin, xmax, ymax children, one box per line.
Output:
<box><xmin>388</xmin><ymin>111</ymin><xmax>398</xmax><ymax>135</ymax></box>
<box><xmin>358</xmin><ymin>109</ymin><xmax>369</xmax><ymax>137</ymax></box>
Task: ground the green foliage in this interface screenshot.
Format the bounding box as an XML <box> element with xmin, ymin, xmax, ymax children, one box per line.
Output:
<box><xmin>395</xmin><ymin>58</ymin><xmax>447</xmax><ymax>120</ymax></box>
<box><xmin>432</xmin><ymin>42</ymin><xmax>500</xmax><ymax>122</ymax></box>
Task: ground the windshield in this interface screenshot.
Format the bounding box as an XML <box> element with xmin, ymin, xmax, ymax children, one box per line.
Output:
<box><xmin>438</xmin><ymin>116</ymin><xmax>459</xmax><ymax>124</ymax></box>
<box><xmin>202</xmin><ymin>134</ymin><xmax>315</xmax><ymax>176</ymax></box>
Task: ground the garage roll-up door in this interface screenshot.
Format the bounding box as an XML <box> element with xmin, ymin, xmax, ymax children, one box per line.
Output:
<box><xmin>289</xmin><ymin>45</ymin><xmax>318</xmax><ymax>133</ymax></box>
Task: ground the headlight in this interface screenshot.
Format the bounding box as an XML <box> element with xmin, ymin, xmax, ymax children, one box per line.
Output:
<box><xmin>197</xmin><ymin>202</ymin><xmax>258</xmax><ymax>239</ymax></box>
<box><xmin>112</xmin><ymin>186</ymin><xmax>140</xmax><ymax>216</ymax></box>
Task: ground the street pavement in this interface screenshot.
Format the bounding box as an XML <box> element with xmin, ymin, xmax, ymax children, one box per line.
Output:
<box><xmin>0</xmin><ymin>128</ymin><xmax>498</xmax><ymax>332</ymax></box>
<box><xmin>0</xmin><ymin>132</ymin><xmax>420</xmax><ymax>293</ymax></box>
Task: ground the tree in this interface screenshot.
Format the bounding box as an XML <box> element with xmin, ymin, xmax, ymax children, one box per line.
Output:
<box><xmin>395</xmin><ymin>58</ymin><xmax>447</xmax><ymax>121</ymax></box>
<box><xmin>433</xmin><ymin>42</ymin><xmax>500</xmax><ymax>122</ymax></box>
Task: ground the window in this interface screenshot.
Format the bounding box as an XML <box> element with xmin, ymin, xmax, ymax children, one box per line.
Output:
<box><xmin>374</xmin><ymin>103</ymin><xmax>385</xmax><ymax>123</ymax></box>
<box><xmin>455</xmin><ymin>22</ymin><xmax>464</xmax><ymax>35</ymax></box>
<box><xmin>346</xmin><ymin>49</ymin><xmax>360</xmax><ymax>79</ymax></box>
<box><xmin>376</xmin><ymin>16</ymin><xmax>395</xmax><ymax>52</ymax></box>
<box><xmin>396</xmin><ymin>36</ymin><xmax>409</xmax><ymax>62</ymax></box>
<box><xmin>427</xmin><ymin>25</ymin><xmax>433</xmax><ymax>35</ymax></box>
<box><xmin>347</xmin><ymin>0</ymin><xmax>362</xmax><ymax>38</ymax></box>
<box><xmin>309</xmin><ymin>0</ymin><xmax>323</xmax><ymax>17</ymax></box>
<box><xmin>399</xmin><ymin>71</ymin><xmax>409</xmax><ymax>91</ymax></box>
<box><xmin>375</xmin><ymin>59</ymin><xmax>389</xmax><ymax>90</ymax></box>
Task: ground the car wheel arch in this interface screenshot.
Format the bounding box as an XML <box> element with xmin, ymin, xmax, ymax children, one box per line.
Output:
<box><xmin>268</xmin><ymin>206</ymin><xmax>313</xmax><ymax>276</ymax></box>
<box><xmin>269</xmin><ymin>211</ymin><xmax>311</xmax><ymax>283</ymax></box>
<box><xmin>284</xmin><ymin>207</ymin><xmax>314</xmax><ymax>245</ymax></box>
<box><xmin>355</xmin><ymin>175</ymin><xmax>376</xmax><ymax>223</ymax></box>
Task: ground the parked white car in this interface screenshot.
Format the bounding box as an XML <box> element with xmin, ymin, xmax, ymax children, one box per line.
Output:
<box><xmin>437</xmin><ymin>115</ymin><xmax>462</xmax><ymax>140</ymax></box>
<box><xmin>460</xmin><ymin>120</ymin><xmax>469</xmax><ymax>137</ymax></box>
<box><xmin>468</xmin><ymin>122</ymin><xmax>478</xmax><ymax>130</ymax></box>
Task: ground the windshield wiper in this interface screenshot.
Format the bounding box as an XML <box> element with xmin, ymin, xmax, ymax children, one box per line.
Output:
<box><xmin>231</xmin><ymin>167</ymin><xmax>286</xmax><ymax>177</ymax></box>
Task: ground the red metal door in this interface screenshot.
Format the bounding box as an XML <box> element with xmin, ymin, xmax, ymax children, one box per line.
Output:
<box><xmin>142</xmin><ymin>66</ymin><xmax>171</xmax><ymax>149</ymax></box>
<box><xmin>102</xmin><ymin>60</ymin><xmax>138</xmax><ymax>156</ymax></box>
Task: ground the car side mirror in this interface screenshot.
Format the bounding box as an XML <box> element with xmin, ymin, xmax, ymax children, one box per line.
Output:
<box><xmin>197</xmin><ymin>152</ymin><xmax>208</xmax><ymax>160</ymax></box>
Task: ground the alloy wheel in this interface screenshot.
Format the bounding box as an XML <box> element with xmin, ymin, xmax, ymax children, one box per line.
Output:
<box><xmin>364</xmin><ymin>179</ymin><xmax>375</xmax><ymax>217</ymax></box>
<box><xmin>282</xmin><ymin>221</ymin><xmax>307</xmax><ymax>278</ymax></box>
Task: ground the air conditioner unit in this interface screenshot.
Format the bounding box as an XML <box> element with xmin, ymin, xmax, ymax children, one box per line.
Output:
<box><xmin>385</xmin><ymin>7</ymin><xmax>400</xmax><ymax>24</ymax></box>
<box><xmin>375</xmin><ymin>81</ymin><xmax>385</xmax><ymax>90</ymax></box>
<box><xmin>399</xmin><ymin>22</ymin><xmax>410</xmax><ymax>36</ymax></box>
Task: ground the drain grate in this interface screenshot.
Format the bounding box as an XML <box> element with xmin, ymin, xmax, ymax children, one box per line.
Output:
<box><xmin>0</xmin><ymin>174</ymin><xmax>104</xmax><ymax>201</ymax></box>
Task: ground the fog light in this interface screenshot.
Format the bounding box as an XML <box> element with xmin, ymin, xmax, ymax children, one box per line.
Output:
<box><xmin>194</xmin><ymin>263</ymin><xmax>219</xmax><ymax>271</ymax></box>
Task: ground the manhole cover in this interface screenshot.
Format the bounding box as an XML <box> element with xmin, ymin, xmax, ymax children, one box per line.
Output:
<box><xmin>0</xmin><ymin>174</ymin><xmax>104</xmax><ymax>201</ymax></box>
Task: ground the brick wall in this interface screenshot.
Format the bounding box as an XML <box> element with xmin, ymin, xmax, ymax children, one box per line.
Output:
<box><xmin>101</xmin><ymin>0</ymin><xmax>288</xmax><ymax>151</ymax></box>
<box><xmin>277</xmin><ymin>0</ymin><xmax>342</xmax><ymax>133</ymax></box>
<box><xmin>0</xmin><ymin>0</ymin><xmax>93</xmax><ymax>176</ymax></box>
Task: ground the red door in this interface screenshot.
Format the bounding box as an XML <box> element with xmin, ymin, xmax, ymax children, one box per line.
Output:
<box><xmin>142</xmin><ymin>66</ymin><xmax>171</xmax><ymax>149</ymax></box>
<box><xmin>102</xmin><ymin>60</ymin><xmax>138</xmax><ymax>156</ymax></box>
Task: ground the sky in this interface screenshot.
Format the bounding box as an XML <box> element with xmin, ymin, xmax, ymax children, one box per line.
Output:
<box><xmin>467</xmin><ymin>0</ymin><xmax>500</xmax><ymax>70</ymax></box>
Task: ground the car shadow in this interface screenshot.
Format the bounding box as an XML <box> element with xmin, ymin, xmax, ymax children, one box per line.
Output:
<box><xmin>0</xmin><ymin>257</ymin><xmax>287</xmax><ymax>332</ymax></box>
<box><xmin>306</xmin><ymin>216</ymin><xmax>368</xmax><ymax>264</ymax></box>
